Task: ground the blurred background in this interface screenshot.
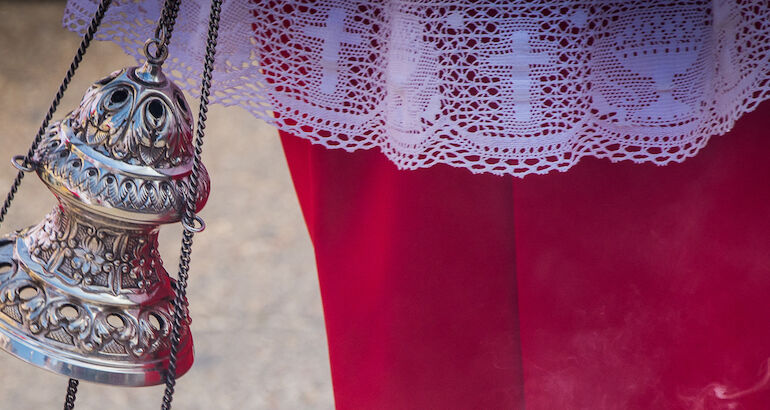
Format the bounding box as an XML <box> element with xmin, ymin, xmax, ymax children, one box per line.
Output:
<box><xmin>0</xmin><ymin>1</ymin><xmax>334</xmax><ymax>408</ymax></box>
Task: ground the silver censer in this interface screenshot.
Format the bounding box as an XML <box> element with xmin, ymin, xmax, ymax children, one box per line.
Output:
<box><xmin>0</xmin><ymin>61</ymin><xmax>209</xmax><ymax>386</ymax></box>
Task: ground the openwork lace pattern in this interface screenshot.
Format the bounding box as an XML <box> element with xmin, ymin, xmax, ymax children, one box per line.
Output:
<box><xmin>64</xmin><ymin>0</ymin><xmax>770</xmax><ymax>176</ymax></box>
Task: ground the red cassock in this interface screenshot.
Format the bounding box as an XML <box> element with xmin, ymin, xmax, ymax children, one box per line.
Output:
<box><xmin>280</xmin><ymin>102</ymin><xmax>770</xmax><ymax>409</ymax></box>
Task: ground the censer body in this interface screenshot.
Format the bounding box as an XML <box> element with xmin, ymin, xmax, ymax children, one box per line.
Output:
<box><xmin>0</xmin><ymin>63</ymin><xmax>209</xmax><ymax>386</ymax></box>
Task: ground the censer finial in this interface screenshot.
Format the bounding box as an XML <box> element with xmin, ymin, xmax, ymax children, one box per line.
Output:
<box><xmin>0</xmin><ymin>60</ymin><xmax>209</xmax><ymax>386</ymax></box>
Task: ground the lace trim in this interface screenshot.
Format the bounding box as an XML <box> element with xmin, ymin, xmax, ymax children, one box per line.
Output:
<box><xmin>64</xmin><ymin>0</ymin><xmax>770</xmax><ymax>176</ymax></box>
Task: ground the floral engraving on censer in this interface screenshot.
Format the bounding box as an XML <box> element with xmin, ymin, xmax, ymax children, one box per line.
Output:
<box><xmin>0</xmin><ymin>239</ymin><xmax>185</xmax><ymax>359</ymax></box>
<box><xmin>24</xmin><ymin>210</ymin><xmax>162</xmax><ymax>296</ymax></box>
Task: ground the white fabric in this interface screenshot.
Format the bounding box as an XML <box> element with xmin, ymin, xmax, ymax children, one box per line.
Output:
<box><xmin>63</xmin><ymin>0</ymin><xmax>770</xmax><ymax>176</ymax></box>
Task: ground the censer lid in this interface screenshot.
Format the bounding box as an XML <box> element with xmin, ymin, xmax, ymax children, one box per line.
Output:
<box><xmin>71</xmin><ymin>62</ymin><xmax>194</xmax><ymax>168</ymax></box>
<box><xmin>33</xmin><ymin>62</ymin><xmax>209</xmax><ymax>225</ymax></box>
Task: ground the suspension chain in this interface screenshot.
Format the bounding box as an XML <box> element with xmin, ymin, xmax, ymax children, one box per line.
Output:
<box><xmin>62</xmin><ymin>379</ymin><xmax>79</xmax><ymax>410</ymax></box>
<box><xmin>144</xmin><ymin>0</ymin><xmax>181</xmax><ymax>65</ymax></box>
<box><xmin>0</xmin><ymin>0</ymin><xmax>112</xmax><ymax>403</ymax></box>
<box><xmin>156</xmin><ymin>0</ymin><xmax>181</xmax><ymax>44</ymax></box>
<box><xmin>161</xmin><ymin>0</ymin><xmax>222</xmax><ymax>409</ymax></box>
<box><xmin>0</xmin><ymin>0</ymin><xmax>112</xmax><ymax>230</ymax></box>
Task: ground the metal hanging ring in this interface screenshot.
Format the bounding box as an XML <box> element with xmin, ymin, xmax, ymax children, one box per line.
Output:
<box><xmin>182</xmin><ymin>214</ymin><xmax>206</xmax><ymax>233</ymax></box>
<box><xmin>144</xmin><ymin>38</ymin><xmax>169</xmax><ymax>65</ymax></box>
<box><xmin>11</xmin><ymin>155</ymin><xmax>36</xmax><ymax>173</ymax></box>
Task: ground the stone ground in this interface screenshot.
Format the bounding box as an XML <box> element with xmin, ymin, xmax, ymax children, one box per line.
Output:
<box><xmin>0</xmin><ymin>2</ymin><xmax>334</xmax><ymax>409</ymax></box>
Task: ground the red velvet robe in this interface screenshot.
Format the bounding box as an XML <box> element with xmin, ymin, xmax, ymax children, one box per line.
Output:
<box><xmin>279</xmin><ymin>102</ymin><xmax>770</xmax><ymax>409</ymax></box>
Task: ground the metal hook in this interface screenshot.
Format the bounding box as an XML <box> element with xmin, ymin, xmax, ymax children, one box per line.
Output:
<box><xmin>181</xmin><ymin>214</ymin><xmax>206</xmax><ymax>233</ymax></box>
<box><xmin>11</xmin><ymin>155</ymin><xmax>36</xmax><ymax>173</ymax></box>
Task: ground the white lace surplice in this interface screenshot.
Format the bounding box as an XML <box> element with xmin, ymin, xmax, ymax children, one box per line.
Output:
<box><xmin>63</xmin><ymin>0</ymin><xmax>770</xmax><ymax>176</ymax></box>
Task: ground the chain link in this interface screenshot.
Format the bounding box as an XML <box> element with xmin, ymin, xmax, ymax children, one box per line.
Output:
<box><xmin>160</xmin><ymin>0</ymin><xmax>222</xmax><ymax>409</ymax></box>
<box><xmin>155</xmin><ymin>0</ymin><xmax>181</xmax><ymax>43</ymax></box>
<box><xmin>62</xmin><ymin>379</ymin><xmax>79</xmax><ymax>410</ymax></box>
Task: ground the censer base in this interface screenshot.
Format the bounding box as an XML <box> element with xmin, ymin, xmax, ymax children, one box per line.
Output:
<box><xmin>0</xmin><ymin>238</ymin><xmax>194</xmax><ymax>386</ymax></box>
<box><xmin>0</xmin><ymin>318</ymin><xmax>194</xmax><ymax>386</ymax></box>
